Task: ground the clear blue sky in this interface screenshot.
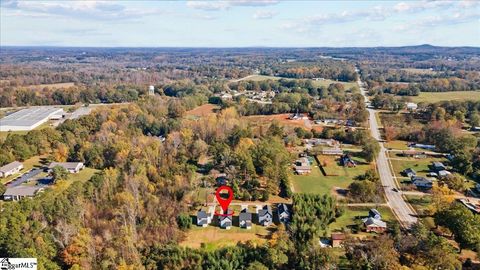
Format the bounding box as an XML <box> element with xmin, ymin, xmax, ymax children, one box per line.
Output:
<box><xmin>1</xmin><ymin>0</ymin><xmax>479</xmax><ymax>47</ymax></box>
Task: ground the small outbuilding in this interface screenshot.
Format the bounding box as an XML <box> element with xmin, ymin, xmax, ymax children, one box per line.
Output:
<box><xmin>331</xmin><ymin>233</ymin><xmax>346</xmax><ymax>248</ymax></box>
<box><xmin>402</xmin><ymin>168</ymin><xmax>416</xmax><ymax>178</ymax></box>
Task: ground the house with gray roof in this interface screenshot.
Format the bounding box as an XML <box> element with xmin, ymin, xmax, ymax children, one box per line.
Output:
<box><xmin>0</xmin><ymin>161</ymin><xmax>23</xmax><ymax>178</ymax></box>
<box><xmin>239</xmin><ymin>209</ymin><xmax>252</xmax><ymax>229</ymax></box>
<box><xmin>277</xmin><ymin>203</ymin><xmax>290</xmax><ymax>223</ymax></box>
<box><xmin>257</xmin><ymin>205</ymin><xmax>272</xmax><ymax>226</ymax></box>
<box><xmin>368</xmin><ymin>209</ymin><xmax>382</xmax><ymax>220</ymax></box>
<box><xmin>412</xmin><ymin>176</ymin><xmax>433</xmax><ymax>189</ymax></box>
<box><xmin>362</xmin><ymin>217</ymin><xmax>387</xmax><ymax>233</ymax></box>
<box><xmin>219</xmin><ymin>213</ymin><xmax>233</xmax><ymax>229</ymax></box>
<box><xmin>197</xmin><ymin>211</ymin><xmax>209</xmax><ymax>227</ymax></box>
<box><xmin>48</xmin><ymin>162</ymin><xmax>84</xmax><ymax>173</ymax></box>
<box><xmin>3</xmin><ymin>186</ymin><xmax>44</xmax><ymax>201</ymax></box>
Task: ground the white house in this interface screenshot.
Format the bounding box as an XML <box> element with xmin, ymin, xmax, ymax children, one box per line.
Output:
<box><xmin>0</xmin><ymin>161</ymin><xmax>23</xmax><ymax>178</ymax></box>
<box><xmin>48</xmin><ymin>162</ymin><xmax>84</xmax><ymax>173</ymax></box>
<box><xmin>406</xmin><ymin>102</ymin><xmax>418</xmax><ymax>111</ymax></box>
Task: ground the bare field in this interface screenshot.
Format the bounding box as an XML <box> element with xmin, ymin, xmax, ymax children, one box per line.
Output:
<box><xmin>186</xmin><ymin>104</ymin><xmax>219</xmax><ymax>117</ymax></box>
<box><xmin>26</xmin><ymin>82</ymin><xmax>75</xmax><ymax>89</ymax></box>
<box><xmin>244</xmin><ymin>113</ymin><xmax>320</xmax><ymax>131</ymax></box>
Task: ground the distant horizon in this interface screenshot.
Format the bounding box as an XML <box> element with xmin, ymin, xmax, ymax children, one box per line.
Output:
<box><xmin>1</xmin><ymin>1</ymin><xmax>479</xmax><ymax>47</ymax></box>
<box><xmin>2</xmin><ymin>44</ymin><xmax>480</xmax><ymax>49</ymax></box>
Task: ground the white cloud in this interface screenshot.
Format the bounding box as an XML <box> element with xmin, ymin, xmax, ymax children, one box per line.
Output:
<box><xmin>186</xmin><ymin>0</ymin><xmax>278</xmax><ymax>11</ymax></box>
<box><xmin>253</xmin><ymin>10</ymin><xmax>276</xmax><ymax>19</ymax></box>
<box><xmin>1</xmin><ymin>0</ymin><xmax>164</xmax><ymax>20</ymax></box>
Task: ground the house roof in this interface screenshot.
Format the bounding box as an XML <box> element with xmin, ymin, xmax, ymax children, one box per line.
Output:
<box><xmin>0</xmin><ymin>161</ymin><xmax>22</xmax><ymax>173</ymax></box>
<box><xmin>239</xmin><ymin>212</ymin><xmax>252</xmax><ymax>222</ymax></box>
<box><xmin>438</xmin><ymin>170</ymin><xmax>451</xmax><ymax>176</ymax></box>
<box><xmin>412</xmin><ymin>177</ymin><xmax>432</xmax><ymax>186</ymax></box>
<box><xmin>331</xmin><ymin>233</ymin><xmax>345</xmax><ymax>240</ymax></box>
<box><xmin>433</xmin><ymin>161</ymin><xmax>445</xmax><ymax>168</ymax></box>
<box><xmin>48</xmin><ymin>162</ymin><xmax>83</xmax><ymax>170</ymax></box>
<box><xmin>369</xmin><ymin>209</ymin><xmax>381</xmax><ymax>218</ymax></box>
<box><xmin>258</xmin><ymin>205</ymin><xmax>272</xmax><ymax>217</ymax></box>
<box><xmin>278</xmin><ymin>203</ymin><xmax>289</xmax><ymax>214</ymax></box>
<box><xmin>404</xmin><ymin>168</ymin><xmax>416</xmax><ymax>174</ymax></box>
<box><xmin>363</xmin><ymin>217</ymin><xmax>387</xmax><ymax>227</ymax></box>
<box><xmin>3</xmin><ymin>185</ymin><xmax>43</xmax><ymax>197</ymax></box>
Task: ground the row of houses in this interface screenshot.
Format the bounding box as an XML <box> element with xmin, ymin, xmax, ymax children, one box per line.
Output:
<box><xmin>197</xmin><ymin>204</ymin><xmax>290</xmax><ymax>229</ymax></box>
<box><xmin>402</xmin><ymin>161</ymin><xmax>452</xmax><ymax>190</ymax></box>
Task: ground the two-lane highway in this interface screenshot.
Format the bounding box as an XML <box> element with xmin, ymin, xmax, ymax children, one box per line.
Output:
<box><xmin>357</xmin><ymin>71</ymin><xmax>417</xmax><ymax>228</ymax></box>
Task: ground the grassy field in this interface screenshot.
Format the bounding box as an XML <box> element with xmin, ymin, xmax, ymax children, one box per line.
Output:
<box><xmin>231</xmin><ymin>75</ymin><xmax>357</xmax><ymax>89</ymax></box>
<box><xmin>405</xmin><ymin>195</ymin><xmax>432</xmax><ymax>215</ymax></box>
<box><xmin>411</xmin><ymin>91</ymin><xmax>480</xmax><ymax>103</ymax></box>
<box><xmin>26</xmin><ymin>82</ymin><xmax>75</xmax><ymax>89</ymax></box>
<box><xmin>292</xmin><ymin>154</ymin><xmax>372</xmax><ymax>196</ymax></box>
<box><xmin>389</xmin><ymin>155</ymin><xmax>445</xmax><ymax>179</ymax></box>
<box><xmin>67</xmin><ymin>167</ymin><xmax>98</xmax><ymax>183</ymax></box>
<box><xmin>400</xmin><ymin>68</ymin><xmax>437</xmax><ymax>75</ymax></box>
<box><xmin>327</xmin><ymin>206</ymin><xmax>395</xmax><ymax>234</ymax></box>
<box><xmin>180</xmin><ymin>224</ymin><xmax>273</xmax><ymax>251</ymax></box>
<box><xmin>384</xmin><ymin>140</ymin><xmax>409</xmax><ymax>150</ymax></box>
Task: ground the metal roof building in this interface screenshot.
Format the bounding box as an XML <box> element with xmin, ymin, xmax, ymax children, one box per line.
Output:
<box><xmin>0</xmin><ymin>107</ymin><xmax>64</xmax><ymax>131</ymax></box>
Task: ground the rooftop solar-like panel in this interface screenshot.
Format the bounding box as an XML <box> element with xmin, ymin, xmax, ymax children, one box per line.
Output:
<box><xmin>0</xmin><ymin>107</ymin><xmax>64</xmax><ymax>128</ymax></box>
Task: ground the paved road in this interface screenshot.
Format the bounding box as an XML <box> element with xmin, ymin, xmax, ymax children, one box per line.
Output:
<box><xmin>357</xmin><ymin>71</ymin><xmax>418</xmax><ymax>228</ymax></box>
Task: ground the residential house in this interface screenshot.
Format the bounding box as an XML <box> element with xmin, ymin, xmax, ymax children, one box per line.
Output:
<box><xmin>0</xmin><ymin>161</ymin><xmax>23</xmax><ymax>178</ymax></box>
<box><xmin>48</xmin><ymin>162</ymin><xmax>84</xmax><ymax>173</ymax></box>
<box><xmin>331</xmin><ymin>233</ymin><xmax>346</xmax><ymax>248</ymax></box>
<box><xmin>239</xmin><ymin>209</ymin><xmax>252</xmax><ymax>229</ymax></box>
<box><xmin>294</xmin><ymin>157</ymin><xmax>311</xmax><ymax>175</ymax></box>
<box><xmin>257</xmin><ymin>205</ymin><xmax>273</xmax><ymax>226</ymax></box>
<box><xmin>368</xmin><ymin>209</ymin><xmax>382</xmax><ymax>220</ymax></box>
<box><xmin>401</xmin><ymin>150</ymin><xmax>426</xmax><ymax>159</ymax></box>
<box><xmin>411</xmin><ymin>143</ymin><xmax>436</xmax><ymax>151</ymax></box>
<box><xmin>406</xmin><ymin>102</ymin><xmax>418</xmax><ymax>111</ymax></box>
<box><xmin>322</xmin><ymin>148</ymin><xmax>344</xmax><ymax>156</ymax></box>
<box><xmin>412</xmin><ymin>176</ymin><xmax>433</xmax><ymax>190</ymax></box>
<box><xmin>197</xmin><ymin>211</ymin><xmax>209</xmax><ymax>227</ymax></box>
<box><xmin>3</xmin><ymin>186</ymin><xmax>44</xmax><ymax>201</ymax></box>
<box><xmin>340</xmin><ymin>154</ymin><xmax>356</xmax><ymax>167</ymax></box>
<box><xmin>277</xmin><ymin>203</ymin><xmax>290</xmax><ymax>223</ymax></box>
<box><xmin>458</xmin><ymin>199</ymin><xmax>480</xmax><ymax>214</ymax></box>
<box><xmin>402</xmin><ymin>168</ymin><xmax>416</xmax><ymax>178</ymax></box>
<box><xmin>432</xmin><ymin>162</ymin><xmax>446</xmax><ymax>172</ymax></box>
<box><xmin>219</xmin><ymin>211</ymin><xmax>233</xmax><ymax>229</ymax></box>
<box><xmin>363</xmin><ymin>217</ymin><xmax>387</xmax><ymax>233</ymax></box>
<box><xmin>438</xmin><ymin>170</ymin><xmax>451</xmax><ymax>179</ymax></box>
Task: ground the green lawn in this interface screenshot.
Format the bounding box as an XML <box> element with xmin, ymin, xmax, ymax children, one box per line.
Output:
<box><xmin>292</xmin><ymin>154</ymin><xmax>371</xmax><ymax>196</ymax></box>
<box><xmin>389</xmin><ymin>156</ymin><xmax>445</xmax><ymax>179</ymax></box>
<box><xmin>384</xmin><ymin>140</ymin><xmax>409</xmax><ymax>150</ymax></box>
<box><xmin>411</xmin><ymin>91</ymin><xmax>480</xmax><ymax>103</ymax></box>
<box><xmin>327</xmin><ymin>206</ymin><xmax>395</xmax><ymax>234</ymax></box>
<box><xmin>232</xmin><ymin>75</ymin><xmax>357</xmax><ymax>89</ymax></box>
<box><xmin>67</xmin><ymin>167</ymin><xmax>98</xmax><ymax>183</ymax></box>
<box><xmin>405</xmin><ymin>195</ymin><xmax>432</xmax><ymax>215</ymax></box>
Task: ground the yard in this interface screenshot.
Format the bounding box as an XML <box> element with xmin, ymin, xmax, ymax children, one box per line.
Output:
<box><xmin>405</xmin><ymin>195</ymin><xmax>432</xmax><ymax>216</ymax></box>
<box><xmin>389</xmin><ymin>155</ymin><xmax>445</xmax><ymax>179</ymax></box>
<box><xmin>327</xmin><ymin>206</ymin><xmax>395</xmax><ymax>234</ymax></box>
<box><xmin>185</xmin><ymin>104</ymin><xmax>219</xmax><ymax>119</ymax></box>
<box><xmin>291</xmin><ymin>154</ymin><xmax>372</xmax><ymax>197</ymax></box>
<box><xmin>384</xmin><ymin>140</ymin><xmax>410</xmax><ymax>150</ymax></box>
<box><xmin>230</xmin><ymin>74</ymin><xmax>357</xmax><ymax>89</ymax></box>
<box><xmin>411</xmin><ymin>91</ymin><xmax>480</xmax><ymax>103</ymax></box>
<box><xmin>180</xmin><ymin>225</ymin><xmax>273</xmax><ymax>251</ymax></box>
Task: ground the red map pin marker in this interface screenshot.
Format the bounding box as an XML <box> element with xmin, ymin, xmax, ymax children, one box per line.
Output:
<box><xmin>215</xmin><ymin>185</ymin><xmax>233</xmax><ymax>216</ymax></box>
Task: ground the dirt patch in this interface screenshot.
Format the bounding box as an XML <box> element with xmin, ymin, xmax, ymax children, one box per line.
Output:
<box><xmin>244</xmin><ymin>114</ymin><xmax>322</xmax><ymax>131</ymax></box>
<box><xmin>26</xmin><ymin>82</ymin><xmax>75</xmax><ymax>90</ymax></box>
<box><xmin>186</xmin><ymin>104</ymin><xmax>219</xmax><ymax>117</ymax></box>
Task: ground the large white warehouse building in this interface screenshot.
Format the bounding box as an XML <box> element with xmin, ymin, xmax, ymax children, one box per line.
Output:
<box><xmin>0</xmin><ymin>107</ymin><xmax>65</xmax><ymax>131</ymax></box>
